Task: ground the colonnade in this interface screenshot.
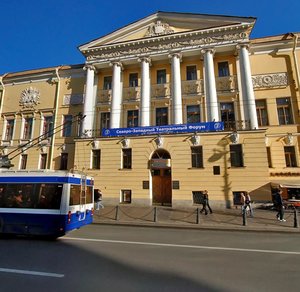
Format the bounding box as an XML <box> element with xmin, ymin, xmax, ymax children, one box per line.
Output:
<box><xmin>81</xmin><ymin>44</ymin><xmax>258</xmax><ymax>137</ymax></box>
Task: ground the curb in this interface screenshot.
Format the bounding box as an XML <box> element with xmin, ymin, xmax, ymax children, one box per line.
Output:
<box><xmin>92</xmin><ymin>220</ymin><xmax>300</xmax><ymax>234</ymax></box>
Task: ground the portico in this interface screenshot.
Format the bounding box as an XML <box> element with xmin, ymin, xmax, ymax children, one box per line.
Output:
<box><xmin>79</xmin><ymin>12</ymin><xmax>258</xmax><ymax>136</ymax></box>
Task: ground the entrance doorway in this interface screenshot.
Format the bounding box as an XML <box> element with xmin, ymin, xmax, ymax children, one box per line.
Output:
<box><xmin>151</xmin><ymin>149</ymin><xmax>172</xmax><ymax>206</ymax></box>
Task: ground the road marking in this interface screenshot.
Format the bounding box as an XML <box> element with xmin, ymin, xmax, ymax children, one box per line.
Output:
<box><xmin>0</xmin><ymin>268</ymin><xmax>64</xmax><ymax>278</ymax></box>
<box><xmin>63</xmin><ymin>237</ymin><xmax>300</xmax><ymax>256</ymax></box>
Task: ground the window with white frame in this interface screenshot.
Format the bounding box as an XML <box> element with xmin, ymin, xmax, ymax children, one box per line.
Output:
<box><xmin>22</xmin><ymin>117</ymin><xmax>33</xmax><ymax>140</ymax></box>
<box><xmin>42</xmin><ymin>116</ymin><xmax>53</xmax><ymax>139</ymax></box>
<box><xmin>4</xmin><ymin>119</ymin><xmax>15</xmax><ymax>141</ymax></box>
<box><xmin>276</xmin><ymin>97</ymin><xmax>293</xmax><ymax>125</ymax></box>
<box><xmin>92</xmin><ymin>149</ymin><xmax>101</xmax><ymax>169</ymax></box>
<box><xmin>40</xmin><ymin>153</ymin><xmax>47</xmax><ymax>169</ymax></box>
<box><xmin>186</xmin><ymin>65</ymin><xmax>197</xmax><ymax>81</ymax></box>
<box><xmin>20</xmin><ymin>154</ymin><xmax>28</xmax><ymax>169</ymax></box>
<box><xmin>129</xmin><ymin>73</ymin><xmax>138</xmax><ymax>87</ymax></box>
<box><xmin>62</xmin><ymin>115</ymin><xmax>72</xmax><ymax>137</ymax></box>
<box><xmin>103</xmin><ymin>76</ymin><xmax>112</xmax><ymax>90</ymax></box>
<box><xmin>156</xmin><ymin>107</ymin><xmax>168</xmax><ymax>126</ymax></box>
<box><xmin>122</xmin><ymin>148</ymin><xmax>132</xmax><ymax>169</ymax></box>
<box><xmin>127</xmin><ymin>110</ymin><xmax>139</xmax><ymax>128</ymax></box>
<box><xmin>284</xmin><ymin>146</ymin><xmax>297</xmax><ymax>167</ymax></box>
<box><xmin>187</xmin><ymin>105</ymin><xmax>200</xmax><ymax>124</ymax></box>
<box><xmin>218</xmin><ymin>61</ymin><xmax>230</xmax><ymax>77</ymax></box>
<box><xmin>230</xmin><ymin>144</ymin><xmax>244</xmax><ymax>167</ymax></box>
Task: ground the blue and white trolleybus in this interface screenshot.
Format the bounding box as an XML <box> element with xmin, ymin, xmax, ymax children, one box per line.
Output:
<box><xmin>0</xmin><ymin>170</ymin><xmax>94</xmax><ymax>238</ymax></box>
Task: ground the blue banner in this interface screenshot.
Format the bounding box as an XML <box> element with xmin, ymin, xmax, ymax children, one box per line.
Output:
<box><xmin>102</xmin><ymin>122</ymin><xmax>224</xmax><ymax>137</ymax></box>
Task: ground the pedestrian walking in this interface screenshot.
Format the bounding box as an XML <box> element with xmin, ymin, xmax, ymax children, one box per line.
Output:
<box><xmin>243</xmin><ymin>192</ymin><xmax>253</xmax><ymax>217</ymax></box>
<box><xmin>94</xmin><ymin>189</ymin><xmax>104</xmax><ymax>210</ymax></box>
<box><xmin>274</xmin><ymin>188</ymin><xmax>286</xmax><ymax>222</ymax></box>
<box><xmin>200</xmin><ymin>190</ymin><xmax>213</xmax><ymax>215</ymax></box>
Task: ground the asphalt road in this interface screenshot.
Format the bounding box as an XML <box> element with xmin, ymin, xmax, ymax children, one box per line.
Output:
<box><xmin>1</xmin><ymin>225</ymin><xmax>300</xmax><ymax>292</ymax></box>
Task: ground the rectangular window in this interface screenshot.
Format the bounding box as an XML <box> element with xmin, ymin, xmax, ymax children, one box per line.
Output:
<box><xmin>218</xmin><ymin>61</ymin><xmax>230</xmax><ymax>77</ymax></box>
<box><xmin>127</xmin><ymin>110</ymin><xmax>139</xmax><ymax>128</ymax></box>
<box><xmin>191</xmin><ymin>146</ymin><xmax>203</xmax><ymax>168</ymax></box>
<box><xmin>187</xmin><ymin>105</ymin><xmax>201</xmax><ymax>123</ymax></box>
<box><xmin>60</xmin><ymin>153</ymin><xmax>68</xmax><ymax>170</ymax></box>
<box><xmin>220</xmin><ymin>102</ymin><xmax>235</xmax><ymax>129</ymax></box>
<box><xmin>92</xmin><ymin>149</ymin><xmax>101</xmax><ymax>169</ymax></box>
<box><xmin>266</xmin><ymin>147</ymin><xmax>272</xmax><ymax>168</ymax></box>
<box><xmin>129</xmin><ymin>73</ymin><xmax>138</xmax><ymax>87</ymax></box>
<box><xmin>284</xmin><ymin>146</ymin><xmax>297</xmax><ymax>167</ymax></box>
<box><xmin>122</xmin><ymin>148</ymin><xmax>132</xmax><ymax>169</ymax></box>
<box><xmin>4</xmin><ymin>119</ymin><xmax>14</xmax><ymax>141</ymax></box>
<box><xmin>100</xmin><ymin>112</ymin><xmax>110</xmax><ymax>134</ymax></box>
<box><xmin>43</xmin><ymin>116</ymin><xmax>53</xmax><ymax>138</ymax></box>
<box><xmin>277</xmin><ymin>97</ymin><xmax>293</xmax><ymax>125</ymax></box>
<box><xmin>23</xmin><ymin>117</ymin><xmax>33</xmax><ymax>140</ymax></box>
<box><xmin>0</xmin><ymin>183</ymin><xmax>62</xmax><ymax>209</ymax></box>
<box><xmin>103</xmin><ymin>76</ymin><xmax>112</xmax><ymax>90</ymax></box>
<box><xmin>40</xmin><ymin>154</ymin><xmax>47</xmax><ymax>169</ymax></box>
<box><xmin>156</xmin><ymin>107</ymin><xmax>168</xmax><ymax>126</ymax></box>
<box><xmin>69</xmin><ymin>185</ymin><xmax>92</xmax><ymax>205</ymax></box>
<box><xmin>121</xmin><ymin>190</ymin><xmax>132</xmax><ymax>203</ymax></box>
<box><xmin>20</xmin><ymin>154</ymin><xmax>27</xmax><ymax>170</ymax></box>
<box><xmin>256</xmin><ymin>100</ymin><xmax>269</xmax><ymax>126</ymax></box>
<box><xmin>62</xmin><ymin>115</ymin><xmax>72</xmax><ymax>137</ymax></box>
<box><xmin>186</xmin><ymin>65</ymin><xmax>197</xmax><ymax>81</ymax></box>
<box><xmin>157</xmin><ymin>69</ymin><xmax>166</xmax><ymax>84</ymax></box>
<box><xmin>230</xmin><ymin>144</ymin><xmax>244</xmax><ymax>167</ymax></box>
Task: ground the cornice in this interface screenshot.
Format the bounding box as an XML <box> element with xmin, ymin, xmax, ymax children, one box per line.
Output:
<box><xmin>84</xmin><ymin>24</ymin><xmax>252</xmax><ymax>64</ymax></box>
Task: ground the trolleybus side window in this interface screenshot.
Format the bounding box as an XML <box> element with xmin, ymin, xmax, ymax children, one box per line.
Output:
<box><xmin>86</xmin><ymin>186</ymin><xmax>93</xmax><ymax>204</ymax></box>
<box><xmin>0</xmin><ymin>183</ymin><xmax>63</xmax><ymax>209</ymax></box>
<box><xmin>38</xmin><ymin>184</ymin><xmax>63</xmax><ymax>209</ymax></box>
<box><xmin>69</xmin><ymin>185</ymin><xmax>93</xmax><ymax>205</ymax></box>
<box><xmin>70</xmin><ymin>185</ymin><xmax>81</xmax><ymax>205</ymax></box>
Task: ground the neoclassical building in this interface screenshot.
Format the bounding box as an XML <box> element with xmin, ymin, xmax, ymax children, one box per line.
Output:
<box><xmin>0</xmin><ymin>12</ymin><xmax>299</xmax><ymax>207</ymax></box>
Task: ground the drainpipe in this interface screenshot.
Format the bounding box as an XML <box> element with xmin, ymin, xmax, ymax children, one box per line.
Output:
<box><xmin>291</xmin><ymin>33</ymin><xmax>300</xmax><ymax>116</ymax></box>
<box><xmin>48</xmin><ymin>66</ymin><xmax>62</xmax><ymax>169</ymax></box>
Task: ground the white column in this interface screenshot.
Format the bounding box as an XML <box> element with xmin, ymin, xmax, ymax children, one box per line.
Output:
<box><xmin>202</xmin><ymin>49</ymin><xmax>219</xmax><ymax>122</ymax></box>
<box><xmin>235</xmin><ymin>56</ymin><xmax>245</xmax><ymax>123</ymax></box>
<box><xmin>82</xmin><ymin>65</ymin><xmax>96</xmax><ymax>137</ymax></box>
<box><xmin>170</xmin><ymin>53</ymin><xmax>183</xmax><ymax>124</ymax></box>
<box><xmin>238</xmin><ymin>44</ymin><xmax>258</xmax><ymax>129</ymax></box>
<box><xmin>110</xmin><ymin>62</ymin><xmax>123</xmax><ymax>129</ymax></box>
<box><xmin>139</xmin><ymin>57</ymin><xmax>151</xmax><ymax>127</ymax></box>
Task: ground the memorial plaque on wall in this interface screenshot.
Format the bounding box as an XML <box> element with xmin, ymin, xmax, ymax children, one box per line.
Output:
<box><xmin>172</xmin><ymin>181</ymin><xmax>180</xmax><ymax>189</ymax></box>
<box><xmin>142</xmin><ymin>181</ymin><xmax>149</xmax><ymax>189</ymax></box>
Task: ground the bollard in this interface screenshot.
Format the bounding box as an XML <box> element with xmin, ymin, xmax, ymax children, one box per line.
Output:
<box><xmin>115</xmin><ymin>205</ymin><xmax>119</xmax><ymax>221</ymax></box>
<box><xmin>196</xmin><ymin>207</ymin><xmax>200</xmax><ymax>224</ymax></box>
<box><xmin>242</xmin><ymin>208</ymin><xmax>247</xmax><ymax>226</ymax></box>
<box><xmin>153</xmin><ymin>206</ymin><xmax>157</xmax><ymax>222</ymax></box>
<box><xmin>294</xmin><ymin>207</ymin><xmax>299</xmax><ymax>228</ymax></box>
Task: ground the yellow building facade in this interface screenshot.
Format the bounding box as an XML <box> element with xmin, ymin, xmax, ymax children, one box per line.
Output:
<box><xmin>0</xmin><ymin>12</ymin><xmax>299</xmax><ymax>208</ymax></box>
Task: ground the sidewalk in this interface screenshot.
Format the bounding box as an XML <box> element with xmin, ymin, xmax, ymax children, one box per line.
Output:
<box><xmin>92</xmin><ymin>205</ymin><xmax>300</xmax><ymax>233</ymax></box>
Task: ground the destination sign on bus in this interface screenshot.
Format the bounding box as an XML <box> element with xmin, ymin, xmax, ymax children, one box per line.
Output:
<box><xmin>102</xmin><ymin>122</ymin><xmax>224</xmax><ymax>137</ymax></box>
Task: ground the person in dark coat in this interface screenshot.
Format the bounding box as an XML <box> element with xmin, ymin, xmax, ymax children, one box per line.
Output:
<box><xmin>274</xmin><ymin>188</ymin><xmax>286</xmax><ymax>222</ymax></box>
<box><xmin>200</xmin><ymin>190</ymin><xmax>213</xmax><ymax>215</ymax></box>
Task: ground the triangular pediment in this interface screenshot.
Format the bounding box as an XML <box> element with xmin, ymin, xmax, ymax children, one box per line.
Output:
<box><xmin>79</xmin><ymin>11</ymin><xmax>256</xmax><ymax>52</ymax></box>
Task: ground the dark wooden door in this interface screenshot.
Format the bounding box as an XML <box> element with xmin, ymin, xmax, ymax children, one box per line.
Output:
<box><xmin>152</xmin><ymin>169</ymin><xmax>172</xmax><ymax>206</ymax></box>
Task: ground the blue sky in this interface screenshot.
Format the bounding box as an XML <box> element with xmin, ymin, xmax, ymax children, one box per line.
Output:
<box><xmin>1</xmin><ymin>0</ymin><xmax>299</xmax><ymax>74</ymax></box>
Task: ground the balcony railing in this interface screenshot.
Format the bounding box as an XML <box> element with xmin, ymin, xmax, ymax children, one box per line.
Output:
<box><xmin>97</xmin><ymin>89</ymin><xmax>112</xmax><ymax>103</ymax></box>
<box><xmin>223</xmin><ymin>120</ymin><xmax>250</xmax><ymax>131</ymax></box>
<box><xmin>216</xmin><ymin>76</ymin><xmax>237</xmax><ymax>92</ymax></box>
<box><xmin>151</xmin><ymin>83</ymin><xmax>171</xmax><ymax>99</ymax></box>
<box><xmin>181</xmin><ymin>80</ymin><xmax>204</xmax><ymax>95</ymax></box>
<box><xmin>123</xmin><ymin>87</ymin><xmax>141</xmax><ymax>102</ymax></box>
